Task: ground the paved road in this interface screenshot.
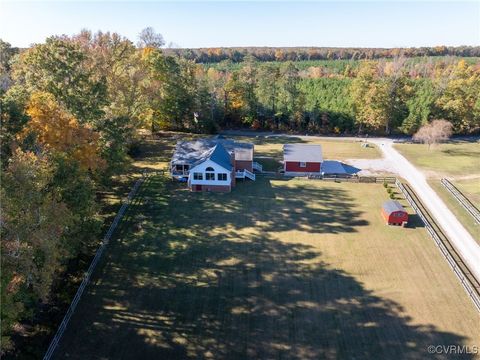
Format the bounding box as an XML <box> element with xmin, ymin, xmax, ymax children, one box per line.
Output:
<box><xmin>369</xmin><ymin>138</ymin><xmax>480</xmax><ymax>282</ymax></box>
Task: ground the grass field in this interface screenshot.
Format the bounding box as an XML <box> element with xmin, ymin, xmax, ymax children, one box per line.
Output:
<box><xmin>54</xmin><ymin>175</ymin><xmax>480</xmax><ymax>360</ymax></box>
<box><xmin>395</xmin><ymin>140</ymin><xmax>480</xmax><ymax>241</ymax></box>
<box><xmin>394</xmin><ymin>141</ymin><xmax>480</xmax><ymax>178</ymax></box>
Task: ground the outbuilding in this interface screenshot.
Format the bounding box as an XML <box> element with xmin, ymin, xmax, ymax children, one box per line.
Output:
<box><xmin>283</xmin><ymin>144</ymin><xmax>323</xmax><ymax>176</ymax></box>
<box><xmin>381</xmin><ymin>200</ymin><xmax>408</xmax><ymax>226</ymax></box>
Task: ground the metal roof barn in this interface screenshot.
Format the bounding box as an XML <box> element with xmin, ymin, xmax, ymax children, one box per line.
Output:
<box><xmin>283</xmin><ymin>144</ymin><xmax>323</xmax><ymax>163</ymax></box>
<box><xmin>382</xmin><ymin>200</ymin><xmax>406</xmax><ymax>215</ymax></box>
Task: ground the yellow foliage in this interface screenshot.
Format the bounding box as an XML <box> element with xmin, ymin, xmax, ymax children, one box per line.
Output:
<box><xmin>20</xmin><ymin>92</ymin><xmax>105</xmax><ymax>171</ymax></box>
<box><xmin>141</xmin><ymin>47</ymin><xmax>154</xmax><ymax>60</ymax></box>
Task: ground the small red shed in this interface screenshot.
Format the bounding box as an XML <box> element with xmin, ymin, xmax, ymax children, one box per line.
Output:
<box><xmin>382</xmin><ymin>200</ymin><xmax>408</xmax><ymax>226</ymax></box>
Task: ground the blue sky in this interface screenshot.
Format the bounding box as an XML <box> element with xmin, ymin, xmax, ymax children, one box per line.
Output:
<box><xmin>0</xmin><ymin>1</ymin><xmax>479</xmax><ymax>48</ymax></box>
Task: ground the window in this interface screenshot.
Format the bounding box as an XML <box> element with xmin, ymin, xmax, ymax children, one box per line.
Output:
<box><xmin>218</xmin><ymin>173</ymin><xmax>227</xmax><ymax>181</ymax></box>
<box><xmin>175</xmin><ymin>164</ymin><xmax>183</xmax><ymax>171</ymax></box>
<box><xmin>205</xmin><ymin>166</ymin><xmax>215</xmax><ymax>180</ymax></box>
<box><xmin>193</xmin><ymin>172</ymin><xmax>203</xmax><ymax>180</ymax></box>
<box><xmin>300</xmin><ymin>162</ymin><xmax>307</xmax><ymax>168</ymax></box>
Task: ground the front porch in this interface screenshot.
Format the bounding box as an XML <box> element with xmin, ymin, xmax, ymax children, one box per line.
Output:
<box><xmin>171</xmin><ymin>162</ymin><xmax>190</xmax><ymax>178</ymax></box>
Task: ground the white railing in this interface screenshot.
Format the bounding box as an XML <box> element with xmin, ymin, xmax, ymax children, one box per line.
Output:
<box><xmin>244</xmin><ymin>169</ymin><xmax>256</xmax><ymax>181</ymax></box>
<box><xmin>441</xmin><ymin>178</ymin><xmax>480</xmax><ymax>224</ymax></box>
<box><xmin>252</xmin><ymin>161</ymin><xmax>263</xmax><ymax>172</ymax></box>
<box><xmin>42</xmin><ymin>174</ymin><xmax>147</xmax><ymax>360</ymax></box>
<box><xmin>235</xmin><ymin>169</ymin><xmax>255</xmax><ymax>181</ymax></box>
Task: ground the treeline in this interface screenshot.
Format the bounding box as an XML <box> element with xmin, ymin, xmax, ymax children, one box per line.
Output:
<box><xmin>196</xmin><ymin>56</ymin><xmax>479</xmax><ymax>134</ymax></box>
<box><xmin>165</xmin><ymin>45</ymin><xmax>480</xmax><ymax>63</ymax></box>
<box><xmin>0</xmin><ymin>30</ymin><xmax>177</xmax><ymax>355</ymax></box>
<box><xmin>1</xmin><ymin>30</ymin><xmax>480</xmax><ymax>356</ymax></box>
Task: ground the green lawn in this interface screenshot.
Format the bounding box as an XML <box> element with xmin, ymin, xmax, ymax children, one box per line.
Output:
<box><xmin>54</xmin><ymin>176</ymin><xmax>479</xmax><ymax>360</ymax></box>
<box><xmin>394</xmin><ymin>141</ymin><xmax>480</xmax><ymax>177</ymax></box>
<box><xmin>246</xmin><ymin>136</ymin><xmax>380</xmax><ymax>160</ymax></box>
<box><xmin>455</xmin><ymin>178</ymin><xmax>480</xmax><ymax>209</ymax></box>
<box><xmin>395</xmin><ymin>140</ymin><xmax>480</xmax><ymax>241</ymax></box>
<box><xmin>429</xmin><ymin>181</ymin><xmax>480</xmax><ymax>244</ymax></box>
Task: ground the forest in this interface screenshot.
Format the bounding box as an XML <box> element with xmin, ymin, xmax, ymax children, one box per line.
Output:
<box><xmin>1</xmin><ymin>29</ymin><xmax>479</xmax><ymax>356</ymax></box>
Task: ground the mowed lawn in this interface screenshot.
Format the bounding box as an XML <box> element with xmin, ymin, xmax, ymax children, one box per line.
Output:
<box><xmin>54</xmin><ymin>176</ymin><xmax>479</xmax><ymax>360</ymax></box>
<box><xmin>395</xmin><ymin>140</ymin><xmax>480</xmax><ymax>241</ymax></box>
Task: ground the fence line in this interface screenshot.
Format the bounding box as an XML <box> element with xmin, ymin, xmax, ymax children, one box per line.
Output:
<box><xmin>308</xmin><ymin>174</ymin><xmax>396</xmax><ymax>184</ymax></box>
<box><xmin>395</xmin><ymin>179</ymin><xmax>480</xmax><ymax>313</ymax></box>
<box><xmin>441</xmin><ymin>178</ymin><xmax>480</xmax><ymax>224</ymax></box>
<box><xmin>43</xmin><ymin>175</ymin><xmax>147</xmax><ymax>360</ymax></box>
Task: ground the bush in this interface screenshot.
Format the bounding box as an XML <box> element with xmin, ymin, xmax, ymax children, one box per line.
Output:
<box><xmin>383</xmin><ymin>182</ymin><xmax>388</xmax><ymax>188</ymax></box>
<box><xmin>389</xmin><ymin>192</ymin><xmax>396</xmax><ymax>199</ymax></box>
<box><xmin>387</xmin><ymin>187</ymin><xmax>393</xmax><ymax>194</ymax></box>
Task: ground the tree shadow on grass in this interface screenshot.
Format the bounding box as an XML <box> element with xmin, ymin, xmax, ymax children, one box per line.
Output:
<box><xmin>159</xmin><ymin>177</ymin><xmax>368</xmax><ymax>235</ymax></box>
<box><xmin>53</xmin><ymin>176</ymin><xmax>475</xmax><ymax>360</ymax></box>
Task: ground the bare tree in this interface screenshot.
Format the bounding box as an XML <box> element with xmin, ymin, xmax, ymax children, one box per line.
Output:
<box><xmin>137</xmin><ymin>27</ymin><xmax>165</xmax><ymax>49</ymax></box>
<box><xmin>413</xmin><ymin>119</ymin><xmax>453</xmax><ymax>149</ymax></box>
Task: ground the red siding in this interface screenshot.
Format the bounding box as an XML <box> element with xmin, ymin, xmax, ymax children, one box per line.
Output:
<box><xmin>285</xmin><ymin>161</ymin><xmax>321</xmax><ymax>172</ymax></box>
<box><xmin>191</xmin><ymin>184</ymin><xmax>231</xmax><ymax>193</ymax></box>
<box><xmin>381</xmin><ymin>209</ymin><xmax>408</xmax><ymax>225</ymax></box>
<box><xmin>235</xmin><ymin>160</ymin><xmax>253</xmax><ymax>172</ymax></box>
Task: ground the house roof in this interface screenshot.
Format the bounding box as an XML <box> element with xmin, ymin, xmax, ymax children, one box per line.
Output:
<box><xmin>321</xmin><ymin>161</ymin><xmax>361</xmax><ymax>175</ymax></box>
<box><xmin>207</xmin><ymin>144</ymin><xmax>233</xmax><ymax>171</ymax></box>
<box><xmin>382</xmin><ymin>201</ymin><xmax>406</xmax><ymax>214</ymax></box>
<box><xmin>172</xmin><ymin>138</ymin><xmax>253</xmax><ymax>166</ymax></box>
<box><xmin>283</xmin><ymin>144</ymin><xmax>323</xmax><ymax>162</ymax></box>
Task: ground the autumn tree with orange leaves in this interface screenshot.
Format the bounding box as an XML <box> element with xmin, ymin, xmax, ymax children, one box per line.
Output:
<box><xmin>19</xmin><ymin>92</ymin><xmax>105</xmax><ymax>171</ymax></box>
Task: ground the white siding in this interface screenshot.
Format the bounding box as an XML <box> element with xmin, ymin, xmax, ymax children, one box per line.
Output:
<box><xmin>189</xmin><ymin>159</ymin><xmax>231</xmax><ymax>186</ymax></box>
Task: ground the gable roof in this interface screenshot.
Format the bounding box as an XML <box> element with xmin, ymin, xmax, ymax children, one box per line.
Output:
<box><xmin>172</xmin><ymin>138</ymin><xmax>253</xmax><ymax>166</ymax></box>
<box><xmin>382</xmin><ymin>200</ymin><xmax>406</xmax><ymax>214</ymax></box>
<box><xmin>283</xmin><ymin>144</ymin><xmax>323</xmax><ymax>162</ymax></box>
<box><xmin>207</xmin><ymin>144</ymin><xmax>233</xmax><ymax>171</ymax></box>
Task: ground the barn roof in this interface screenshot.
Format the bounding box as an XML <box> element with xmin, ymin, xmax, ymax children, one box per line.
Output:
<box><xmin>382</xmin><ymin>201</ymin><xmax>406</xmax><ymax>214</ymax></box>
<box><xmin>283</xmin><ymin>144</ymin><xmax>323</xmax><ymax>162</ymax></box>
<box><xmin>172</xmin><ymin>137</ymin><xmax>253</xmax><ymax>165</ymax></box>
<box><xmin>321</xmin><ymin>160</ymin><xmax>361</xmax><ymax>175</ymax></box>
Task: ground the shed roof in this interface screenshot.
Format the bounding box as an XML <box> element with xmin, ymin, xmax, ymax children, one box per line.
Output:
<box><xmin>283</xmin><ymin>144</ymin><xmax>323</xmax><ymax>162</ymax></box>
<box><xmin>382</xmin><ymin>201</ymin><xmax>406</xmax><ymax>215</ymax></box>
<box><xmin>321</xmin><ymin>160</ymin><xmax>361</xmax><ymax>175</ymax></box>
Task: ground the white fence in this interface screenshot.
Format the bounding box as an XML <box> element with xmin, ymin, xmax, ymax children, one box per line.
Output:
<box><xmin>441</xmin><ymin>178</ymin><xmax>480</xmax><ymax>224</ymax></box>
<box><xmin>43</xmin><ymin>175</ymin><xmax>147</xmax><ymax>360</ymax></box>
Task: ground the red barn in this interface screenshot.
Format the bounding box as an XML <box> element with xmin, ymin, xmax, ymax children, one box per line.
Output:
<box><xmin>382</xmin><ymin>201</ymin><xmax>408</xmax><ymax>226</ymax></box>
<box><xmin>283</xmin><ymin>144</ymin><xmax>323</xmax><ymax>176</ymax></box>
